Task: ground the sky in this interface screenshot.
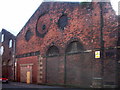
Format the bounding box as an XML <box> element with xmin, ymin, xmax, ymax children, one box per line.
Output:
<box><xmin>0</xmin><ymin>0</ymin><xmax>119</xmax><ymax>36</ymax></box>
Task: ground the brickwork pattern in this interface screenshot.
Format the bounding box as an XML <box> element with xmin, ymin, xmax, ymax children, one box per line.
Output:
<box><xmin>16</xmin><ymin>2</ymin><xmax>118</xmax><ymax>87</ymax></box>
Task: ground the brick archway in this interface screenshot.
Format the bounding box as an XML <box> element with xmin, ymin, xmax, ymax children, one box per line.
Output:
<box><xmin>65</xmin><ymin>41</ymin><xmax>92</xmax><ymax>87</ymax></box>
<box><xmin>46</xmin><ymin>45</ymin><xmax>60</xmax><ymax>84</ymax></box>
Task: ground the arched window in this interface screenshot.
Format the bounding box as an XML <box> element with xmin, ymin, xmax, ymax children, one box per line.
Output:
<box><xmin>9</xmin><ymin>39</ymin><xmax>12</xmax><ymax>48</ymax></box>
<box><xmin>47</xmin><ymin>46</ymin><xmax>59</xmax><ymax>57</ymax></box>
<box><xmin>1</xmin><ymin>34</ymin><xmax>4</xmax><ymax>42</ymax></box>
<box><xmin>0</xmin><ymin>46</ymin><xmax>4</xmax><ymax>55</ymax></box>
<box><xmin>66</xmin><ymin>41</ymin><xmax>84</xmax><ymax>54</ymax></box>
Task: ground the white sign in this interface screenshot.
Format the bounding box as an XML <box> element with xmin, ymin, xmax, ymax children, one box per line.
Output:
<box><xmin>95</xmin><ymin>51</ymin><xmax>100</xmax><ymax>59</ymax></box>
<box><xmin>15</xmin><ymin>62</ymin><xmax>17</xmax><ymax>66</ymax></box>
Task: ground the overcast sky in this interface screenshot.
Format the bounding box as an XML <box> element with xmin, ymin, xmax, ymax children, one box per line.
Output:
<box><xmin>0</xmin><ymin>0</ymin><xmax>119</xmax><ymax>36</ymax></box>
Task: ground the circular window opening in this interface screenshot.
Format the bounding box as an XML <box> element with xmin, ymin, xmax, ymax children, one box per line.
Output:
<box><xmin>25</xmin><ymin>30</ymin><xmax>33</xmax><ymax>41</ymax></box>
<box><xmin>42</xmin><ymin>25</ymin><xmax>46</xmax><ymax>31</ymax></box>
<box><xmin>36</xmin><ymin>13</ymin><xmax>50</xmax><ymax>38</ymax></box>
<box><xmin>58</xmin><ymin>15</ymin><xmax>68</xmax><ymax>30</ymax></box>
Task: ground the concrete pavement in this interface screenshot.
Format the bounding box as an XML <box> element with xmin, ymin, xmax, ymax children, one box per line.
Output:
<box><xmin>2</xmin><ymin>81</ymin><xmax>85</xmax><ymax>90</ymax></box>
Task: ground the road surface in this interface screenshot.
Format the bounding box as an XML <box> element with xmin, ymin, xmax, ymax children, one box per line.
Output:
<box><xmin>1</xmin><ymin>81</ymin><xmax>84</xmax><ymax>90</ymax></box>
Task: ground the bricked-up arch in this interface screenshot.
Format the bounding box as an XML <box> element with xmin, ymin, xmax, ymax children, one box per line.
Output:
<box><xmin>46</xmin><ymin>45</ymin><xmax>60</xmax><ymax>84</ymax></box>
<box><xmin>46</xmin><ymin>45</ymin><xmax>59</xmax><ymax>57</ymax></box>
<box><xmin>66</xmin><ymin>41</ymin><xmax>84</xmax><ymax>54</ymax></box>
<box><xmin>65</xmin><ymin>41</ymin><xmax>92</xmax><ymax>87</ymax></box>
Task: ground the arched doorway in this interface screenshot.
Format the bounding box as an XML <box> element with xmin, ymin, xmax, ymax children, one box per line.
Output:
<box><xmin>65</xmin><ymin>41</ymin><xmax>92</xmax><ymax>87</ymax></box>
<box><xmin>46</xmin><ymin>45</ymin><xmax>60</xmax><ymax>84</ymax></box>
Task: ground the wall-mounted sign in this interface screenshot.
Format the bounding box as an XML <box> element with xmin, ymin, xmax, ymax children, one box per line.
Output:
<box><xmin>95</xmin><ymin>51</ymin><xmax>100</xmax><ymax>59</ymax></box>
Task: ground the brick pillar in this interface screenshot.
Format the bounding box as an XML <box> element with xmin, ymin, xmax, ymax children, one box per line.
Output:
<box><xmin>37</xmin><ymin>55</ymin><xmax>45</xmax><ymax>84</ymax></box>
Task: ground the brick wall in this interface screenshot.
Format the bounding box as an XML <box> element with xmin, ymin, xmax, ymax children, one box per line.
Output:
<box><xmin>17</xmin><ymin>56</ymin><xmax>38</xmax><ymax>83</ymax></box>
<box><xmin>16</xmin><ymin>2</ymin><xmax>118</xmax><ymax>87</ymax></box>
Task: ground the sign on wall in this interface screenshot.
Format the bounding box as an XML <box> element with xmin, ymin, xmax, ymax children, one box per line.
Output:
<box><xmin>95</xmin><ymin>51</ymin><xmax>100</xmax><ymax>59</ymax></box>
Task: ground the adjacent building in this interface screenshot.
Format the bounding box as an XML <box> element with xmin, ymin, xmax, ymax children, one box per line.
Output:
<box><xmin>0</xmin><ymin>29</ymin><xmax>15</xmax><ymax>81</ymax></box>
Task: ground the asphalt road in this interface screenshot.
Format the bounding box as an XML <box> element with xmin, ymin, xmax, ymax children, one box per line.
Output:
<box><xmin>2</xmin><ymin>81</ymin><xmax>63</xmax><ymax>88</ymax></box>
<box><xmin>1</xmin><ymin>82</ymin><xmax>84</xmax><ymax>90</ymax></box>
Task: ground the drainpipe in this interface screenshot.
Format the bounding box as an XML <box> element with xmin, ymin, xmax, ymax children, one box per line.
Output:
<box><xmin>13</xmin><ymin>39</ymin><xmax>16</xmax><ymax>81</ymax></box>
<box><xmin>99</xmin><ymin>1</ymin><xmax>104</xmax><ymax>88</ymax></box>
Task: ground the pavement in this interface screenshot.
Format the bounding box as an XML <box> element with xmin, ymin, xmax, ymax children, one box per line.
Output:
<box><xmin>2</xmin><ymin>81</ymin><xmax>64</xmax><ymax>88</ymax></box>
<box><xmin>1</xmin><ymin>81</ymin><xmax>85</xmax><ymax>90</ymax></box>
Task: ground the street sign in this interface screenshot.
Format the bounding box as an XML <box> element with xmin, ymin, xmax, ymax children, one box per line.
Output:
<box><xmin>95</xmin><ymin>51</ymin><xmax>100</xmax><ymax>59</ymax></box>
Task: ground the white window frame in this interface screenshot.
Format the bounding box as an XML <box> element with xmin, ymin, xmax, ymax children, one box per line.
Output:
<box><xmin>0</xmin><ymin>46</ymin><xmax>4</xmax><ymax>55</ymax></box>
<box><xmin>1</xmin><ymin>34</ymin><xmax>4</xmax><ymax>42</ymax></box>
<box><xmin>9</xmin><ymin>39</ymin><xmax>13</xmax><ymax>48</ymax></box>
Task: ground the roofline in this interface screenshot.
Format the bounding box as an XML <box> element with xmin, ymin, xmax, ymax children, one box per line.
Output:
<box><xmin>1</xmin><ymin>28</ymin><xmax>15</xmax><ymax>37</ymax></box>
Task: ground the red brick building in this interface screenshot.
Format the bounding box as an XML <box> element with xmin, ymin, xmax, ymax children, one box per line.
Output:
<box><xmin>0</xmin><ymin>29</ymin><xmax>15</xmax><ymax>81</ymax></box>
<box><xmin>15</xmin><ymin>1</ymin><xmax>119</xmax><ymax>88</ymax></box>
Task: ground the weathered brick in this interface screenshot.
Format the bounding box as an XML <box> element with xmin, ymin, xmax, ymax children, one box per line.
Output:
<box><xmin>15</xmin><ymin>2</ymin><xmax>119</xmax><ymax>88</ymax></box>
